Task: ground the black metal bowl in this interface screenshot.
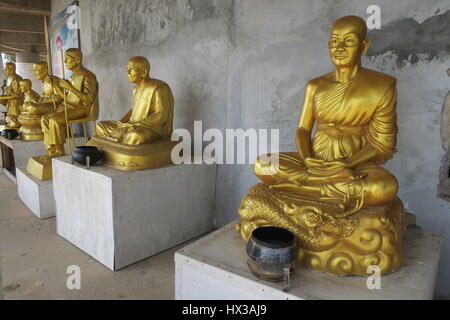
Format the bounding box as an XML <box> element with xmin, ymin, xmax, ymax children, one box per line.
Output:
<box><xmin>1</xmin><ymin>129</ymin><xmax>19</xmax><ymax>140</ymax></box>
<box><xmin>71</xmin><ymin>146</ymin><xmax>102</xmax><ymax>166</ymax></box>
<box><xmin>246</xmin><ymin>226</ymin><xmax>298</xmax><ymax>282</ymax></box>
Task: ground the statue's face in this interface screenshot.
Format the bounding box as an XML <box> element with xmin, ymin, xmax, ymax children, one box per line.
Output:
<box><xmin>34</xmin><ymin>64</ymin><xmax>47</xmax><ymax>80</ymax></box>
<box><xmin>64</xmin><ymin>54</ymin><xmax>79</xmax><ymax>71</ymax></box>
<box><xmin>127</xmin><ymin>61</ymin><xmax>147</xmax><ymax>84</ymax></box>
<box><xmin>5</xmin><ymin>64</ymin><xmax>15</xmax><ymax>77</ymax></box>
<box><xmin>328</xmin><ymin>23</ymin><xmax>369</xmax><ymax>67</ymax></box>
<box><xmin>19</xmin><ymin>81</ymin><xmax>30</xmax><ymax>93</ymax></box>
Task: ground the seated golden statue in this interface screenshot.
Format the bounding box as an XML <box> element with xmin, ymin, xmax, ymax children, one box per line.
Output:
<box><xmin>19</xmin><ymin>79</ymin><xmax>40</xmax><ymax>105</ymax></box>
<box><xmin>26</xmin><ymin>48</ymin><xmax>99</xmax><ymax>180</ymax></box>
<box><xmin>0</xmin><ymin>62</ymin><xmax>24</xmax><ymax>129</ymax></box>
<box><xmin>237</xmin><ymin>16</ymin><xmax>405</xmax><ymax>276</ymax></box>
<box><xmin>18</xmin><ymin>78</ymin><xmax>45</xmax><ymax>140</ymax></box>
<box><xmin>88</xmin><ymin>56</ymin><xmax>176</xmax><ymax>170</ymax></box>
<box><xmin>21</xmin><ymin>61</ymin><xmax>62</xmax><ymax>116</ymax></box>
<box><xmin>19</xmin><ymin>62</ymin><xmax>62</xmax><ymax>141</ymax></box>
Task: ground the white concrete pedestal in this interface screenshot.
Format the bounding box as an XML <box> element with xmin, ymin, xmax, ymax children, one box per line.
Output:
<box><xmin>175</xmin><ymin>223</ymin><xmax>443</xmax><ymax>300</ymax></box>
<box><xmin>16</xmin><ymin>168</ymin><xmax>55</xmax><ymax>219</ymax></box>
<box><xmin>53</xmin><ymin>156</ymin><xmax>217</xmax><ymax>271</ymax></box>
<box><xmin>0</xmin><ymin>136</ymin><xmax>84</xmax><ymax>183</ymax></box>
<box><xmin>0</xmin><ymin>136</ymin><xmax>46</xmax><ymax>169</ymax></box>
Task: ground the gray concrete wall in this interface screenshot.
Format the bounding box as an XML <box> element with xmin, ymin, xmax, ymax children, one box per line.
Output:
<box><xmin>53</xmin><ymin>0</ymin><xmax>450</xmax><ymax>298</ymax></box>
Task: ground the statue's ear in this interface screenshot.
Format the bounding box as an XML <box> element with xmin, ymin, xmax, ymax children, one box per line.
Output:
<box><xmin>362</xmin><ymin>38</ymin><xmax>371</xmax><ymax>55</ymax></box>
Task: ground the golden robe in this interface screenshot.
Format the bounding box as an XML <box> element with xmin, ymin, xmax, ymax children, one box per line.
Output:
<box><xmin>96</xmin><ymin>78</ymin><xmax>174</xmax><ymax>145</ymax></box>
<box><xmin>255</xmin><ymin>68</ymin><xmax>398</xmax><ymax>206</ymax></box>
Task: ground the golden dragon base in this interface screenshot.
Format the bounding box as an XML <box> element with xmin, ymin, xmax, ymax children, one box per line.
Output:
<box><xmin>237</xmin><ymin>183</ymin><xmax>406</xmax><ymax>276</ymax></box>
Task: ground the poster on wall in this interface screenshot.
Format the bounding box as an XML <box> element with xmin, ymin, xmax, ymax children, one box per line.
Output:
<box><xmin>49</xmin><ymin>2</ymin><xmax>81</xmax><ymax>79</ymax></box>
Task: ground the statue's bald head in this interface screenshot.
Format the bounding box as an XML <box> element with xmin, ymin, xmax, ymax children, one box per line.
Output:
<box><xmin>5</xmin><ymin>62</ymin><xmax>15</xmax><ymax>70</ymax></box>
<box><xmin>128</xmin><ymin>56</ymin><xmax>150</xmax><ymax>76</ymax></box>
<box><xmin>33</xmin><ymin>61</ymin><xmax>49</xmax><ymax>80</ymax></box>
<box><xmin>331</xmin><ymin>15</ymin><xmax>368</xmax><ymax>40</ymax></box>
<box><xmin>65</xmin><ymin>48</ymin><xmax>83</xmax><ymax>62</ymax></box>
<box><xmin>34</xmin><ymin>61</ymin><xmax>48</xmax><ymax>71</ymax></box>
<box><xmin>5</xmin><ymin>62</ymin><xmax>16</xmax><ymax>76</ymax></box>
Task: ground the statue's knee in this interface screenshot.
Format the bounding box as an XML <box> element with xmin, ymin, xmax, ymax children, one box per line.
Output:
<box><xmin>365</xmin><ymin>174</ymin><xmax>398</xmax><ymax>206</ymax></box>
<box><xmin>253</xmin><ymin>157</ymin><xmax>266</xmax><ymax>176</ymax></box>
<box><xmin>253</xmin><ymin>155</ymin><xmax>279</xmax><ymax>184</ymax></box>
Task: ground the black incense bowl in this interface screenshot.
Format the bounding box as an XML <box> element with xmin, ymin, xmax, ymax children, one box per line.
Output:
<box><xmin>246</xmin><ymin>226</ymin><xmax>298</xmax><ymax>282</ymax></box>
<box><xmin>1</xmin><ymin>129</ymin><xmax>19</xmax><ymax>140</ymax></box>
<box><xmin>71</xmin><ymin>146</ymin><xmax>102</xmax><ymax>166</ymax></box>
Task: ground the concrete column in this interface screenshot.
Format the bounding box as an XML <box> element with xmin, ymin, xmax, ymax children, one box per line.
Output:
<box><xmin>15</xmin><ymin>52</ymin><xmax>42</xmax><ymax>94</ymax></box>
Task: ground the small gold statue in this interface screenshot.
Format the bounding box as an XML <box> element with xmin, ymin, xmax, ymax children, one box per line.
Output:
<box><xmin>0</xmin><ymin>62</ymin><xmax>24</xmax><ymax>129</ymax></box>
<box><xmin>27</xmin><ymin>48</ymin><xmax>99</xmax><ymax>180</ymax></box>
<box><xmin>88</xmin><ymin>56</ymin><xmax>176</xmax><ymax>170</ymax></box>
<box><xmin>19</xmin><ymin>79</ymin><xmax>40</xmax><ymax>105</ymax></box>
<box><xmin>18</xmin><ymin>62</ymin><xmax>62</xmax><ymax>141</ymax></box>
<box><xmin>21</xmin><ymin>61</ymin><xmax>62</xmax><ymax>116</ymax></box>
<box><xmin>18</xmin><ymin>78</ymin><xmax>44</xmax><ymax>140</ymax></box>
<box><xmin>237</xmin><ymin>16</ymin><xmax>405</xmax><ymax>276</ymax></box>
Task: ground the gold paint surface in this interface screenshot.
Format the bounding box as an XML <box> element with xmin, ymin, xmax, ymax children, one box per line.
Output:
<box><xmin>88</xmin><ymin>136</ymin><xmax>177</xmax><ymax>171</ymax></box>
<box><xmin>91</xmin><ymin>56</ymin><xmax>175</xmax><ymax>170</ymax></box>
<box><xmin>26</xmin><ymin>156</ymin><xmax>53</xmax><ymax>181</ymax></box>
<box><xmin>237</xmin><ymin>16</ymin><xmax>405</xmax><ymax>276</ymax></box>
<box><xmin>1</xmin><ymin>63</ymin><xmax>24</xmax><ymax>129</ymax></box>
<box><xmin>40</xmin><ymin>49</ymin><xmax>99</xmax><ymax>157</ymax></box>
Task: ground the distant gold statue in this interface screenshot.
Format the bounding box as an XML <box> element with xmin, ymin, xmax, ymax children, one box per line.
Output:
<box><xmin>88</xmin><ymin>56</ymin><xmax>176</xmax><ymax>170</ymax></box>
<box><xmin>0</xmin><ymin>62</ymin><xmax>24</xmax><ymax>129</ymax></box>
<box><xmin>18</xmin><ymin>78</ymin><xmax>45</xmax><ymax>140</ymax></box>
<box><xmin>19</xmin><ymin>79</ymin><xmax>40</xmax><ymax>105</ymax></box>
<box><xmin>21</xmin><ymin>61</ymin><xmax>62</xmax><ymax>116</ymax></box>
<box><xmin>19</xmin><ymin>62</ymin><xmax>62</xmax><ymax>140</ymax></box>
<box><xmin>27</xmin><ymin>48</ymin><xmax>99</xmax><ymax>180</ymax></box>
<box><xmin>237</xmin><ymin>16</ymin><xmax>405</xmax><ymax>276</ymax></box>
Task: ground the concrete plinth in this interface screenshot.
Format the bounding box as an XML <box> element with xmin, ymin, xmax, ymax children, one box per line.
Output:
<box><xmin>0</xmin><ymin>137</ymin><xmax>46</xmax><ymax>176</ymax></box>
<box><xmin>53</xmin><ymin>156</ymin><xmax>217</xmax><ymax>271</ymax></box>
<box><xmin>0</xmin><ymin>136</ymin><xmax>84</xmax><ymax>183</ymax></box>
<box><xmin>16</xmin><ymin>168</ymin><xmax>55</xmax><ymax>219</ymax></box>
<box><xmin>175</xmin><ymin>223</ymin><xmax>443</xmax><ymax>300</ymax></box>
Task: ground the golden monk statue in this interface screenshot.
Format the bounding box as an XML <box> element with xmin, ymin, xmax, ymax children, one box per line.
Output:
<box><xmin>19</xmin><ymin>62</ymin><xmax>62</xmax><ymax>140</ymax></box>
<box><xmin>0</xmin><ymin>63</ymin><xmax>24</xmax><ymax>129</ymax></box>
<box><xmin>21</xmin><ymin>61</ymin><xmax>62</xmax><ymax>115</ymax></box>
<box><xmin>88</xmin><ymin>56</ymin><xmax>176</xmax><ymax>170</ymax></box>
<box><xmin>19</xmin><ymin>79</ymin><xmax>40</xmax><ymax>105</ymax></box>
<box><xmin>237</xmin><ymin>16</ymin><xmax>405</xmax><ymax>276</ymax></box>
<box><xmin>27</xmin><ymin>48</ymin><xmax>99</xmax><ymax>180</ymax></box>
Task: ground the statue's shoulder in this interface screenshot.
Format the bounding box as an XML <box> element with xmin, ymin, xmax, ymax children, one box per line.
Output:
<box><xmin>305</xmin><ymin>72</ymin><xmax>335</xmax><ymax>93</ymax></box>
<box><xmin>144</xmin><ymin>78</ymin><xmax>172</xmax><ymax>91</ymax></box>
<box><xmin>359</xmin><ymin>68</ymin><xmax>396</xmax><ymax>90</ymax></box>
<box><xmin>79</xmin><ymin>67</ymin><xmax>98</xmax><ymax>81</ymax></box>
